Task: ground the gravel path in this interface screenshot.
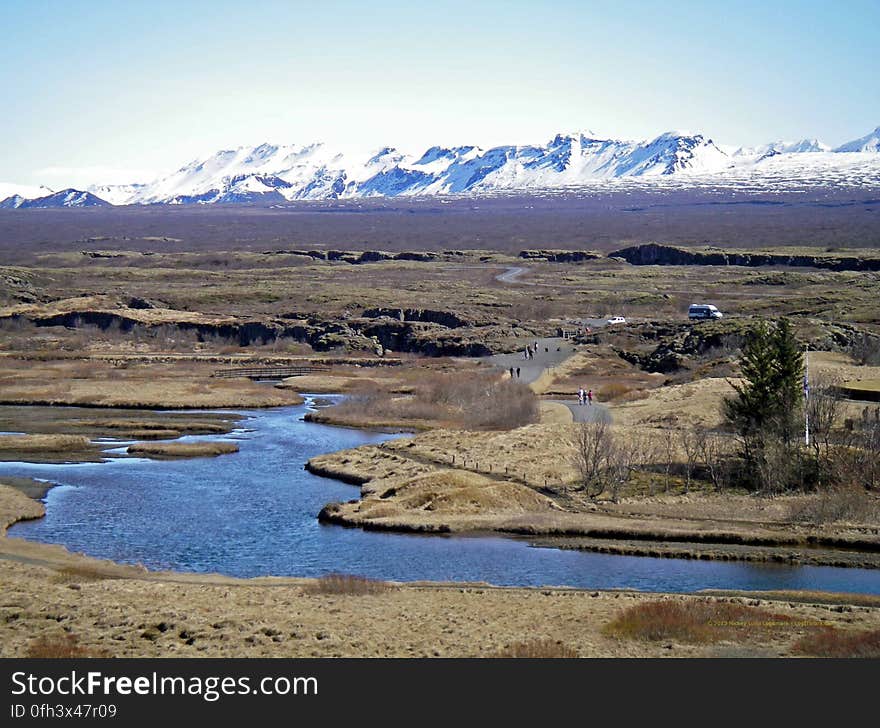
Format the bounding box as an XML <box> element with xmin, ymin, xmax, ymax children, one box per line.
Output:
<box><xmin>547</xmin><ymin>398</ymin><xmax>611</xmax><ymax>423</ymax></box>
<box><xmin>486</xmin><ymin>337</ymin><xmax>574</xmax><ymax>384</ymax></box>
<box><xmin>485</xmin><ymin>337</ymin><xmax>613</xmax><ymax>423</ymax></box>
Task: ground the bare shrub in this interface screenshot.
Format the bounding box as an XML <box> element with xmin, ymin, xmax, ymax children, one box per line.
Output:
<box><xmin>696</xmin><ymin>430</ymin><xmax>733</xmax><ymax>491</ymax></box>
<box><xmin>327</xmin><ymin>372</ymin><xmax>538</xmax><ymax>430</ymax></box>
<box><xmin>571</xmin><ymin>418</ymin><xmax>649</xmax><ymax>501</ymax></box>
<box><xmin>806</xmin><ymin>376</ymin><xmax>844</xmax><ymax>468</ymax></box>
<box><xmin>608</xmin><ymin>431</ymin><xmax>649</xmax><ymax>503</ymax></box>
<box><xmin>492</xmin><ymin>640</ymin><xmax>579</xmax><ymax>658</ymax></box>
<box><xmin>836</xmin><ymin>407</ymin><xmax>880</xmax><ymax>491</ymax></box>
<box><xmin>603</xmin><ymin>599</ymin><xmax>794</xmax><ymax>644</ymax></box>
<box><xmin>27</xmin><ymin>633</ymin><xmax>109</xmax><ymax>658</ymax></box>
<box><xmin>789</xmin><ymin>486</ymin><xmax>880</xmax><ymax>525</ymax></box>
<box><xmin>793</xmin><ymin>628</ymin><xmax>880</xmax><ymax>658</ymax></box>
<box><xmin>677</xmin><ymin>427</ymin><xmax>701</xmax><ymax>494</ymax></box>
<box><xmin>659</xmin><ymin>428</ymin><xmax>677</xmax><ymax>494</ymax></box>
<box><xmin>597</xmin><ymin>382</ymin><xmax>632</xmax><ymax>402</ymax></box>
<box><xmin>571</xmin><ymin>418</ymin><xmax>616</xmax><ymax>499</ymax></box>
<box><xmin>303</xmin><ymin>573</ymin><xmax>394</xmax><ymax>596</ymax></box>
<box><xmin>850</xmin><ymin>334</ymin><xmax>880</xmax><ymax>366</ymax></box>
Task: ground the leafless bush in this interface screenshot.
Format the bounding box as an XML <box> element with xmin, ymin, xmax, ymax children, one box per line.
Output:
<box><xmin>836</xmin><ymin>407</ymin><xmax>880</xmax><ymax>490</ymax></box>
<box><xmin>608</xmin><ymin>431</ymin><xmax>650</xmax><ymax>502</ymax></box>
<box><xmin>789</xmin><ymin>486</ymin><xmax>880</xmax><ymax>525</ymax></box>
<box><xmin>597</xmin><ymin>382</ymin><xmax>632</xmax><ymax>401</ymax></box>
<box><xmin>303</xmin><ymin>573</ymin><xmax>393</xmax><ymax>596</ymax></box>
<box><xmin>677</xmin><ymin>427</ymin><xmax>701</xmax><ymax>494</ymax></box>
<box><xmin>571</xmin><ymin>418</ymin><xmax>648</xmax><ymax>501</ymax></box>
<box><xmin>659</xmin><ymin>429</ymin><xmax>676</xmax><ymax>494</ymax></box>
<box><xmin>696</xmin><ymin>430</ymin><xmax>733</xmax><ymax>491</ymax></box>
<box><xmin>326</xmin><ymin>372</ymin><xmax>538</xmax><ymax>430</ymax></box>
<box><xmin>807</xmin><ymin>376</ymin><xmax>845</xmax><ymax>463</ymax></box>
<box><xmin>850</xmin><ymin>334</ymin><xmax>880</xmax><ymax>366</ymax></box>
<box><xmin>571</xmin><ymin>418</ymin><xmax>616</xmax><ymax>499</ymax></box>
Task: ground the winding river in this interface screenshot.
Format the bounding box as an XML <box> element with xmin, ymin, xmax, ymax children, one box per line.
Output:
<box><xmin>2</xmin><ymin>400</ymin><xmax>879</xmax><ymax>594</ymax></box>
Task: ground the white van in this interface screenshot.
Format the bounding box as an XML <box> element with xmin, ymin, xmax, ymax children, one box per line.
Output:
<box><xmin>688</xmin><ymin>304</ymin><xmax>723</xmax><ymax>320</ymax></box>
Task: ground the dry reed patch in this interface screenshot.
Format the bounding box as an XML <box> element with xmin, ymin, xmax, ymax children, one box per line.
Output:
<box><xmin>126</xmin><ymin>441</ymin><xmax>239</xmax><ymax>458</ymax></box>
<box><xmin>51</xmin><ymin>565</ymin><xmax>123</xmax><ymax>583</ymax></box>
<box><xmin>792</xmin><ymin>628</ymin><xmax>880</xmax><ymax>658</ymax></box>
<box><xmin>303</xmin><ymin>574</ymin><xmax>394</xmax><ymax>596</ymax></box>
<box><xmin>604</xmin><ymin>599</ymin><xmax>797</xmax><ymax>644</ymax></box>
<box><xmin>492</xmin><ymin>639</ymin><xmax>579</xmax><ymax>658</ymax></box>
<box><xmin>0</xmin><ymin>434</ymin><xmax>91</xmax><ymax>453</ymax></box>
<box><xmin>26</xmin><ymin>633</ymin><xmax>110</xmax><ymax>658</ymax></box>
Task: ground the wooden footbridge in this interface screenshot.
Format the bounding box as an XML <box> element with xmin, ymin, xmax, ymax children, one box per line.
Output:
<box><xmin>212</xmin><ymin>365</ymin><xmax>329</xmax><ymax>380</ymax></box>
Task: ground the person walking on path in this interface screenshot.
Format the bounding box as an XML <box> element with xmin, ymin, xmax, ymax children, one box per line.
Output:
<box><xmin>509</xmin><ymin>367</ymin><xmax>515</xmax><ymax>379</ymax></box>
<box><xmin>578</xmin><ymin>387</ymin><xmax>585</xmax><ymax>406</ymax></box>
<box><xmin>516</xmin><ymin>367</ymin><xmax>520</xmax><ymax>378</ymax></box>
<box><xmin>587</xmin><ymin>389</ymin><xmax>593</xmax><ymax>406</ymax></box>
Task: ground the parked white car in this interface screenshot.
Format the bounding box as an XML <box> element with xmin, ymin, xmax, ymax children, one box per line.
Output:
<box><xmin>606</xmin><ymin>316</ymin><xmax>627</xmax><ymax>325</ymax></box>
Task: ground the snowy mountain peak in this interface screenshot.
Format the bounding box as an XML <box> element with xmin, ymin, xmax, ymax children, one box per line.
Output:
<box><xmin>835</xmin><ymin>125</ymin><xmax>880</xmax><ymax>152</ymax></box>
<box><xmin>5</xmin><ymin>125</ymin><xmax>880</xmax><ymax>208</ymax></box>
<box><xmin>0</xmin><ymin>188</ymin><xmax>110</xmax><ymax>209</ymax></box>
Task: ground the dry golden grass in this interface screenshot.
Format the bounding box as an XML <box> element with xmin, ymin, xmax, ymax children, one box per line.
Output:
<box><xmin>0</xmin><ymin>356</ymin><xmax>303</xmax><ymax>409</ymax></box>
<box><xmin>604</xmin><ymin>599</ymin><xmax>797</xmax><ymax>644</ymax></box>
<box><xmin>127</xmin><ymin>441</ymin><xmax>239</xmax><ymax>458</ymax></box>
<box><xmin>538</xmin><ymin>401</ymin><xmax>574</xmax><ymax>424</ymax></box>
<box><xmin>26</xmin><ymin>633</ymin><xmax>110</xmax><ymax>659</ymax></box>
<box><xmin>611</xmin><ymin>377</ymin><xmax>737</xmax><ymax>430</ymax></box>
<box><xmin>792</xmin><ymin>628</ymin><xmax>880</xmax><ymax>658</ymax></box>
<box><xmin>492</xmin><ymin>639</ymin><xmax>579</xmax><ymax>658</ymax></box>
<box><xmin>0</xmin><ymin>434</ymin><xmax>91</xmax><ymax>452</ymax></box>
<box><xmin>52</xmin><ymin>565</ymin><xmax>123</xmax><ymax>583</ymax></box>
<box><xmin>303</xmin><ymin>574</ymin><xmax>394</xmax><ymax>596</ymax></box>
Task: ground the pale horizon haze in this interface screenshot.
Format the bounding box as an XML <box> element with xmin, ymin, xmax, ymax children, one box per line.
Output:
<box><xmin>1</xmin><ymin>0</ymin><xmax>878</xmax><ymax>189</ymax></box>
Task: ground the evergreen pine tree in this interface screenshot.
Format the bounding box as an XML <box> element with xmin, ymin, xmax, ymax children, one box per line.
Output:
<box><xmin>770</xmin><ymin>317</ymin><xmax>804</xmax><ymax>444</ymax></box>
<box><xmin>723</xmin><ymin>318</ymin><xmax>805</xmax><ymax>490</ymax></box>
<box><xmin>723</xmin><ymin>321</ymin><xmax>778</xmax><ymax>437</ymax></box>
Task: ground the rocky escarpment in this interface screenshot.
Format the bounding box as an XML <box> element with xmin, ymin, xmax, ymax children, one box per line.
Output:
<box><xmin>518</xmin><ymin>250</ymin><xmax>603</xmax><ymax>263</ymax></box>
<box><xmin>605</xmin><ymin>319</ymin><xmax>875</xmax><ymax>374</ymax></box>
<box><xmin>261</xmin><ymin>249</ymin><xmax>469</xmax><ymax>264</ymax></box>
<box><xmin>611</xmin><ymin>243</ymin><xmax>880</xmax><ymax>272</ymax></box>
<box><xmin>0</xmin><ymin>297</ymin><xmax>527</xmax><ymax>357</ymax></box>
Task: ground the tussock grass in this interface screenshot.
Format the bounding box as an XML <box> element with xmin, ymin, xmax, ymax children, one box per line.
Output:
<box><xmin>792</xmin><ymin>628</ymin><xmax>880</xmax><ymax>658</ymax></box>
<box><xmin>492</xmin><ymin>639</ymin><xmax>579</xmax><ymax>658</ymax></box>
<box><xmin>0</xmin><ymin>434</ymin><xmax>91</xmax><ymax>453</ymax></box>
<box><xmin>52</xmin><ymin>565</ymin><xmax>122</xmax><ymax>583</ymax></box>
<box><xmin>127</xmin><ymin>441</ymin><xmax>239</xmax><ymax>458</ymax></box>
<box><xmin>27</xmin><ymin>633</ymin><xmax>110</xmax><ymax>658</ymax></box>
<box><xmin>304</xmin><ymin>573</ymin><xmax>394</xmax><ymax>596</ymax></box>
<box><xmin>604</xmin><ymin>599</ymin><xmax>795</xmax><ymax>644</ymax></box>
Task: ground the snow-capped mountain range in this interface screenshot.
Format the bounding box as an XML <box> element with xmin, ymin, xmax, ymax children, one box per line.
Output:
<box><xmin>3</xmin><ymin>126</ymin><xmax>880</xmax><ymax>207</ymax></box>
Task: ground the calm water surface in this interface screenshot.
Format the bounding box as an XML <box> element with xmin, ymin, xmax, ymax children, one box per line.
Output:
<box><xmin>3</xmin><ymin>400</ymin><xmax>879</xmax><ymax>594</ymax></box>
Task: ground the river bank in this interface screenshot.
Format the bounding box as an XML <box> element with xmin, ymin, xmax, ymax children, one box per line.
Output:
<box><xmin>2</xmin><ymin>481</ymin><xmax>879</xmax><ymax>658</ymax></box>
<box><xmin>307</xmin><ymin>430</ymin><xmax>880</xmax><ymax>570</ymax></box>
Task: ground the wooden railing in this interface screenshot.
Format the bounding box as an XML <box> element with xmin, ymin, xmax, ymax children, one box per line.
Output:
<box><xmin>212</xmin><ymin>366</ymin><xmax>329</xmax><ymax>380</ymax></box>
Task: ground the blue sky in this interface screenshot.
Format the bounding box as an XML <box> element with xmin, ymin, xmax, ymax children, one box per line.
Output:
<box><xmin>1</xmin><ymin>0</ymin><xmax>878</xmax><ymax>187</ymax></box>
